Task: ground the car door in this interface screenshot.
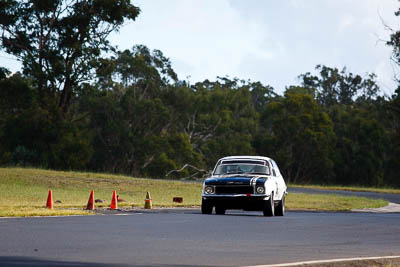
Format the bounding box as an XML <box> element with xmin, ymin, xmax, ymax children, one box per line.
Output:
<box><xmin>268</xmin><ymin>160</ymin><xmax>280</xmax><ymax>200</ymax></box>
<box><xmin>270</xmin><ymin>160</ymin><xmax>286</xmax><ymax>200</ymax></box>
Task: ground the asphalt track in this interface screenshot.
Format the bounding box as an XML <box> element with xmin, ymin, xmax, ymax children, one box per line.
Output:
<box><xmin>1</xmin><ymin>209</ymin><xmax>400</xmax><ymax>267</ymax></box>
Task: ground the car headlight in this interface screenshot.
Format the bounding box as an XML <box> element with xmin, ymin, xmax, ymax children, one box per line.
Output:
<box><xmin>204</xmin><ymin>186</ymin><xmax>215</xmax><ymax>194</ymax></box>
<box><xmin>256</xmin><ymin>186</ymin><xmax>265</xmax><ymax>194</ymax></box>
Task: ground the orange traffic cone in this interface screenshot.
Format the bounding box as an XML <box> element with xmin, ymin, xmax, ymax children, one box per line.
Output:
<box><xmin>110</xmin><ymin>190</ymin><xmax>118</xmax><ymax>210</ymax></box>
<box><xmin>46</xmin><ymin>189</ymin><xmax>53</xmax><ymax>210</ymax></box>
<box><xmin>144</xmin><ymin>192</ymin><xmax>152</xmax><ymax>209</ymax></box>
<box><xmin>86</xmin><ymin>190</ymin><xmax>95</xmax><ymax>210</ymax></box>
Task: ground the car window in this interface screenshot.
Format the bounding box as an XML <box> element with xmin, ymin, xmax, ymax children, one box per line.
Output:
<box><xmin>269</xmin><ymin>161</ymin><xmax>276</xmax><ymax>176</ymax></box>
<box><xmin>213</xmin><ymin>163</ymin><xmax>270</xmax><ymax>175</ymax></box>
<box><xmin>271</xmin><ymin>160</ymin><xmax>282</xmax><ymax>177</ymax></box>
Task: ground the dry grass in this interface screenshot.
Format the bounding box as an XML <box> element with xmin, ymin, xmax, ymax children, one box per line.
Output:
<box><xmin>0</xmin><ymin>167</ymin><xmax>202</xmax><ymax>216</ymax></box>
<box><xmin>290</xmin><ymin>183</ymin><xmax>400</xmax><ymax>195</ymax></box>
<box><xmin>287</xmin><ymin>193</ymin><xmax>387</xmax><ymax>211</ymax></box>
<box><xmin>302</xmin><ymin>257</ymin><xmax>400</xmax><ymax>266</ymax></box>
<box><xmin>0</xmin><ymin>167</ymin><xmax>389</xmax><ymax>217</ymax></box>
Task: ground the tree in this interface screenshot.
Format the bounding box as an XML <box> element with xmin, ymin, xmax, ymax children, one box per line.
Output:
<box><xmin>387</xmin><ymin>5</ymin><xmax>400</xmax><ymax>84</ymax></box>
<box><xmin>80</xmin><ymin>45</ymin><xmax>204</xmax><ymax>177</ymax></box>
<box><xmin>186</xmin><ymin>78</ymin><xmax>260</xmax><ymax>168</ymax></box>
<box><xmin>255</xmin><ymin>92</ymin><xmax>335</xmax><ymax>184</ymax></box>
<box><xmin>0</xmin><ymin>0</ymin><xmax>140</xmax><ymax>115</ymax></box>
<box><xmin>0</xmin><ymin>69</ymin><xmax>34</xmax><ymax>164</ymax></box>
<box><xmin>0</xmin><ymin>69</ymin><xmax>93</xmax><ymax>169</ymax></box>
<box><xmin>247</xmin><ymin>81</ymin><xmax>276</xmax><ymax>112</ymax></box>
<box><xmin>96</xmin><ymin>45</ymin><xmax>177</xmax><ymax>93</ymax></box>
<box><xmin>299</xmin><ymin>65</ymin><xmax>379</xmax><ymax>108</ymax></box>
<box><xmin>383</xmin><ymin>88</ymin><xmax>400</xmax><ymax>186</ymax></box>
<box><xmin>0</xmin><ymin>71</ymin><xmax>35</xmax><ymax>125</ymax></box>
<box><xmin>386</xmin><ymin>6</ymin><xmax>400</xmax><ymax>186</ymax></box>
<box><xmin>329</xmin><ymin>104</ymin><xmax>387</xmax><ymax>186</ymax></box>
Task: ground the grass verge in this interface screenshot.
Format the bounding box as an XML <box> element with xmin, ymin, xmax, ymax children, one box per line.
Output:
<box><xmin>287</xmin><ymin>193</ymin><xmax>387</xmax><ymax>211</ymax></box>
<box><xmin>290</xmin><ymin>184</ymin><xmax>400</xmax><ymax>195</ymax></box>
<box><xmin>0</xmin><ymin>167</ymin><xmax>389</xmax><ymax>217</ymax></box>
<box><xmin>0</xmin><ymin>167</ymin><xmax>202</xmax><ymax>217</ymax></box>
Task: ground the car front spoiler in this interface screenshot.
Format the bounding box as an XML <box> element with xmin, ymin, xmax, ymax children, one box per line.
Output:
<box><xmin>202</xmin><ymin>194</ymin><xmax>270</xmax><ymax>200</ymax></box>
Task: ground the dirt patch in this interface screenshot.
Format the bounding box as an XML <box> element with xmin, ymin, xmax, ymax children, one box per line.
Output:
<box><xmin>251</xmin><ymin>257</ymin><xmax>400</xmax><ymax>267</ymax></box>
<box><xmin>303</xmin><ymin>257</ymin><xmax>400</xmax><ymax>266</ymax></box>
<box><xmin>92</xmin><ymin>206</ymin><xmax>199</xmax><ymax>215</ymax></box>
<box><xmin>352</xmin><ymin>202</ymin><xmax>400</xmax><ymax>213</ymax></box>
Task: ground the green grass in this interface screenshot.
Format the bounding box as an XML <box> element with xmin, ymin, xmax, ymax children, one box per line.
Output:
<box><xmin>290</xmin><ymin>183</ymin><xmax>400</xmax><ymax>195</ymax></box>
<box><xmin>286</xmin><ymin>193</ymin><xmax>388</xmax><ymax>211</ymax></box>
<box><xmin>0</xmin><ymin>167</ymin><xmax>389</xmax><ymax>217</ymax></box>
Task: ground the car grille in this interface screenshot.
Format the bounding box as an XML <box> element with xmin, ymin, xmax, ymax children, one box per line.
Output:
<box><xmin>215</xmin><ymin>185</ymin><xmax>254</xmax><ymax>194</ymax></box>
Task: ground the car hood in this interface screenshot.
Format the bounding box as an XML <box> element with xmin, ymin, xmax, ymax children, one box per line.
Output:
<box><xmin>204</xmin><ymin>175</ymin><xmax>267</xmax><ymax>186</ymax></box>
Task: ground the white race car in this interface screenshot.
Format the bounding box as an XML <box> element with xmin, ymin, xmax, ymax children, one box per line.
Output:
<box><xmin>201</xmin><ymin>156</ymin><xmax>287</xmax><ymax>216</ymax></box>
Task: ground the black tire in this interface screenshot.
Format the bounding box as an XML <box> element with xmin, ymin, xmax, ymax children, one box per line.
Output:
<box><xmin>215</xmin><ymin>205</ymin><xmax>226</xmax><ymax>215</ymax></box>
<box><xmin>275</xmin><ymin>194</ymin><xmax>285</xmax><ymax>216</ymax></box>
<box><xmin>263</xmin><ymin>192</ymin><xmax>275</xmax><ymax>217</ymax></box>
<box><xmin>201</xmin><ymin>199</ymin><xmax>213</xmax><ymax>214</ymax></box>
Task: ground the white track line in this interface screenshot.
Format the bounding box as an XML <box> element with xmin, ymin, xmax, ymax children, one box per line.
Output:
<box><xmin>244</xmin><ymin>255</ymin><xmax>400</xmax><ymax>267</ymax></box>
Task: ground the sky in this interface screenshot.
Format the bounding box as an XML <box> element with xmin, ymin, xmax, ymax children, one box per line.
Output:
<box><xmin>1</xmin><ymin>0</ymin><xmax>400</xmax><ymax>95</ymax></box>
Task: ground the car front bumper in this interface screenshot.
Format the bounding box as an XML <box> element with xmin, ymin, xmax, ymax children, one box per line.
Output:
<box><xmin>202</xmin><ymin>194</ymin><xmax>270</xmax><ymax>211</ymax></box>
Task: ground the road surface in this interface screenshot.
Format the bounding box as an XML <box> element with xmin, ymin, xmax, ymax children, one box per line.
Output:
<box><xmin>1</xmin><ymin>210</ymin><xmax>400</xmax><ymax>266</ymax></box>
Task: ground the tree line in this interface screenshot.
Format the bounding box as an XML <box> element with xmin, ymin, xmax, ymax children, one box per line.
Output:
<box><xmin>0</xmin><ymin>0</ymin><xmax>399</xmax><ymax>187</ymax></box>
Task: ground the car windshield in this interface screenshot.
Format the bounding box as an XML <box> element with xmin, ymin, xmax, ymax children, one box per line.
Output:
<box><xmin>213</xmin><ymin>163</ymin><xmax>270</xmax><ymax>175</ymax></box>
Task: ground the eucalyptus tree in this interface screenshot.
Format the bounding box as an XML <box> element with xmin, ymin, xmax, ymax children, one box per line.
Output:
<box><xmin>382</xmin><ymin>5</ymin><xmax>400</xmax><ymax>186</ymax></box>
<box><xmin>299</xmin><ymin>65</ymin><xmax>379</xmax><ymax>108</ymax></box>
<box><xmin>384</xmin><ymin>89</ymin><xmax>400</xmax><ymax>186</ymax></box>
<box><xmin>81</xmin><ymin>45</ymin><xmax>202</xmax><ymax>177</ymax></box>
<box><xmin>386</xmin><ymin>17</ymin><xmax>400</xmax><ymax>185</ymax></box>
<box><xmin>256</xmin><ymin>92</ymin><xmax>335</xmax><ymax>184</ymax></box>
<box><xmin>0</xmin><ymin>0</ymin><xmax>140</xmax><ymax>169</ymax></box>
<box><xmin>0</xmin><ymin>0</ymin><xmax>140</xmax><ymax>116</ymax></box>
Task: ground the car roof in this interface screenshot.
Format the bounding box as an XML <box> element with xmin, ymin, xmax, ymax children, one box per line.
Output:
<box><xmin>218</xmin><ymin>156</ymin><xmax>272</xmax><ymax>162</ymax></box>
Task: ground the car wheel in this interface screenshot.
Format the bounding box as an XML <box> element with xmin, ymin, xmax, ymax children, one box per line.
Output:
<box><xmin>201</xmin><ymin>199</ymin><xmax>213</xmax><ymax>214</ymax></box>
<box><xmin>215</xmin><ymin>205</ymin><xmax>226</xmax><ymax>215</ymax></box>
<box><xmin>263</xmin><ymin>192</ymin><xmax>275</xmax><ymax>217</ymax></box>
<box><xmin>275</xmin><ymin>194</ymin><xmax>285</xmax><ymax>216</ymax></box>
